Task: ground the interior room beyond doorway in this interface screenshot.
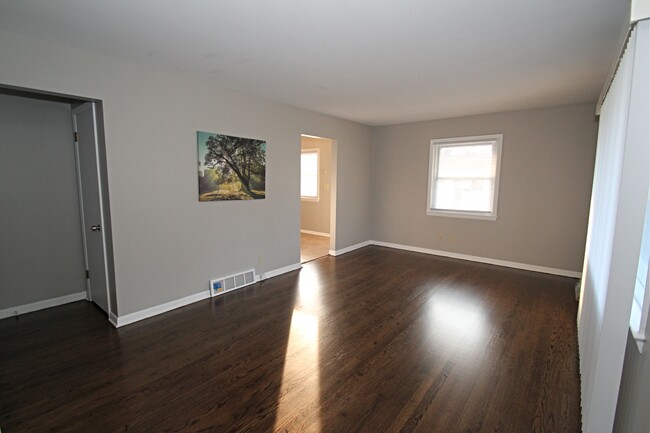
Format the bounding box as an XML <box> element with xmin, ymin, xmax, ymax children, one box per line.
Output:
<box><xmin>300</xmin><ymin>135</ymin><xmax>333</xmax><ymax>263</ymax></box>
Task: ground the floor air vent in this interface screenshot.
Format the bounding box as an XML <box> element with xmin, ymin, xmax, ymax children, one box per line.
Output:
<box><xmin>210</xmin><ymin>269</ymin><xmax>257</xmax><ymax>297</ymax></box>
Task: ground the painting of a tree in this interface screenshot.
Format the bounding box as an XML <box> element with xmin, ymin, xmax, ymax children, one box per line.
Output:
<box><xmin>197</xmin><ymin>131</ymin><xmax>266</xmax><ymax>201</ymax></box>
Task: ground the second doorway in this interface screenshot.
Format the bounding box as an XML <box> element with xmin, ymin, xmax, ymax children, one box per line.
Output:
<box><xmin>300</xmin><ymin>134</ymin><xmax>334</xmax><ymax>263</ymax></box>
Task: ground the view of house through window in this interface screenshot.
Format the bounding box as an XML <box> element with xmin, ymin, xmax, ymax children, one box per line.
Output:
<box><xmin>427</xmin><ymin>134</ymin><xmax>502</xmax><ymax>220</ymax></box>
<box><xmin>301</xmin><ymin>149</ymin><xmax>319</xmax><ymax>201</ymax></box>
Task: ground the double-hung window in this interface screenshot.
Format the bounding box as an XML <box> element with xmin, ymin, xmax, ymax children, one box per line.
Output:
<box><xmin>301</xmin><ymin>149</ymin><xmax>319</xmax><ymax>201</ymax></box>
<box><xmin>427</xmin><ymin>134</ymin><xmax>503</xmax><ymax>220</ymax></box>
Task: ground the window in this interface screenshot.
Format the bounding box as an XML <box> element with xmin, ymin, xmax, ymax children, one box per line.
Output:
<box><xmin>427</xmin><ymin>134</ymin><xmax>503</xmax><ymax>220</ymax></box>
<box><xmin>630</xmin><ymin>193</ymin><xmax>650</xmax><ymax>351</ymax></box>
<box><xmin>301</xmin><ymin>149</ymin><xmax>319</xmax><ymax>201</ymax></box>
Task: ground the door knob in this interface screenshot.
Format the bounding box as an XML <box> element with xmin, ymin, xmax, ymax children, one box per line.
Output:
<box><xmin>91</xmin><ymin>225</ymin><xmax>102</xmax><ymax>232</ymax></box>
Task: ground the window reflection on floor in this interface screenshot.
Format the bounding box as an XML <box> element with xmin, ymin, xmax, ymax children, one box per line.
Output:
<box><xmin>425</xmin><ymin>290</ymin><xmax>488</xmax><ymax>362</ymax></box>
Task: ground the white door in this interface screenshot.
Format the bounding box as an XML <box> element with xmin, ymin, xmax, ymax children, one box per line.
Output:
<box><xmin>72</xmin><ymin>103</ymin><xmax>110</xmax><ymax>314</ymax></box>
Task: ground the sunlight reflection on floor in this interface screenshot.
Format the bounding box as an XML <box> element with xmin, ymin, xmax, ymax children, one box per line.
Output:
<box><xmin>425</xmin><ymin>291</ymin><xmax>488</xmax><ymax>360</ymax></box>
<box><xmin>273</xmin><ymin>268</ymin><xmax>322</xmax><ymax>432</ymax></box>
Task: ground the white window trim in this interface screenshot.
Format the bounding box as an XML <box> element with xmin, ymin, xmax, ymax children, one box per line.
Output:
<box><xmin>427</xmin><ymin>134</ymin><xmax>503</xmax><ymax>220</ymax></box>
<box><xmin>301</xmin><ymin>148</ymin><xmax>320</xmax><ymax>202</ymax></box>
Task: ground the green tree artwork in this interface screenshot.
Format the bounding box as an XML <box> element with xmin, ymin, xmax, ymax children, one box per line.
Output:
<box><xmin>197</xmin><ymin>131</ymin><xmax>266</xmax><ymax>201</ymax></box>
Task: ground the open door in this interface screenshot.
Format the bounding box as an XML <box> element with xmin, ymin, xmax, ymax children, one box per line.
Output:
<box><xmin>72</xmin><ymin>103</ymin><xmax>111</xmax><ymax>314</ymax></box>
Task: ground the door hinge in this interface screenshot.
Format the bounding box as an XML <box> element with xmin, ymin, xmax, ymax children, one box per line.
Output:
<box><xmin>74</xmin><ymin>131</ymin><xmax>79</xmax><ymax>142</ymax></box>
<box><xmin>86</xmin><ymin>269</ymin><xmax>90</xmax><ymax>279</ymax></box>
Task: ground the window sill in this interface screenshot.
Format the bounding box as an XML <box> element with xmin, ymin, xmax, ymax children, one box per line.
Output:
<box><xmin>631</xmin><ymin>329</ymin><xmax>646</xmax><ymax>353</ymax></box>
<box><xmin>426</xmin><ymin>209</ymin><xmax>497</xmax><ymax>221</ymax></box>
<box><xmin>630</xmin><ymin>298</ymin><xmax>647</xmax><ymax>353</ymax></box>
<box><xmin>301</xmin><ymin>197</ymin><xmax>319</xmax><ymax>202</ymax></box>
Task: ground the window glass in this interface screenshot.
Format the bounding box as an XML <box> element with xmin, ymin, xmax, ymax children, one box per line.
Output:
<box><xmin>301</xmin><ymin>150</ymin><xmax>319</xmax><ymax>200</ymax></box>
<box><xmin>428</xmin><ymin>135</ymin><xmax>502</xmax><ymax>219</ymax></box>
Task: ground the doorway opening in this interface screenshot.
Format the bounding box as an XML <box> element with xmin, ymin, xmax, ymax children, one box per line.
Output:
<box><xmin>0</xmin><ymin>85</ymin><xmax>116</xmax><ymax>322</ymax></box>
<box><xmin>300</xmin><ymin>134</ymin><xmax>336</xmax><ymax>263</ymax></box>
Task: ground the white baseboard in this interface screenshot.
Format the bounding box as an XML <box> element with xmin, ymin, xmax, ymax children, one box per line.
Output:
<box><xmin>112</xmin><ymin>262</ymin><xmax>303</xmax><ymax>328</ymax></box>
<box><xmin>261</xmin><ymin>262</ymin><xmax>302</xmax><ymax>280</ymax></box>
<box><xmin>109</xmin><ymin>312</ymin><xmax>119</xmax><ymax>327</ymax></box>
<box><xmin>300</xmin><ymin>229</ymin><xmax>331</xmax><ymax>237</ymax></box>
<box><xmin>114</xmin><ymin>290</ymin><xmax>211</xmax><ymax>328</ymax></box>
<box><xmin>371</xmin><ymin>241</ymin><xmax>582</xmax><ymax>278</ymax></box>
<box><xmin>0</xmin><ymin>291</ymin><xmax>88</xmax><ymax>320</ymax></box>
<box><xmin>329</xmin><ymin>240</ymin><xmax>372</xmax><ymax>257</ymax></box>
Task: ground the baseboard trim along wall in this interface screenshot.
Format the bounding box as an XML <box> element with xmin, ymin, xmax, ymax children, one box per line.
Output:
<box><xmin>371</xmin><ymin>241</ymin><xmax>582</xmax><ymax>278</ymax></box>
<box><xmin>0</xmin><ymin>291</ymin><xmax>88</xmax><ymax>320</ymax></box>
<box><xmin>300</xmin><ymin>229</ymin><xmax>331</xmax><ymax>237</ymax></box>
<box><xmin>329</xmin><ymin>240</ymin><xmax>372</xmax><ymax>257</ymax></box>
<box><xmin>113</xmin><ymin>262</ymin><xmax>303</xmax><ymax>328</ymax></box>
<box><xmin>261</xmin><ymin>262</ymin><xmax>302</xmax><ymax>280</ymax></box>
<box><xmin>114</xmin><ymin>290</ymin><xmax>211</xmax><ymax>328</ymax></box>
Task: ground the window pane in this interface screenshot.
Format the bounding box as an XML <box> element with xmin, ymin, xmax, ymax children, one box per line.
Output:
<box><xmin>428</xmin><ymin>135</ymin><xmax>502</xmax><ymax>218</ymax></box>
<box><xmin>301</xmin><ymin>152</ymin><xmax>318</xmax><ymax>176</ymax></box>
<box><xmin>435</xmin><ymin>178</ymin><xmax>493</xmax><ymax>212</ymax></box>
<box><xmin>301</xmin><ymin>152</ymin><xmax>318</xmax><ymax>198</ymax></box>
<box><xmin>438</xmin><ymin>144</ymin><xmax>495</xmax><ymax>178</ymax></box>
<box><xmin>301</xmin><ymin>175</ymin><xmax>318</xmax><ymax>197</ymax></box>
<box><xmin>433</xmin><ymin>143</ymin><xmax>496</xmax><ymax>212</ymax></box>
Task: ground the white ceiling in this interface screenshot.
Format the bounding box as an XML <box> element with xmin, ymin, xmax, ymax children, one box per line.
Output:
<box><xmin>0</xmin><ymin>0</ymin><xmax>630</xmax><ymax>125</ymax></box>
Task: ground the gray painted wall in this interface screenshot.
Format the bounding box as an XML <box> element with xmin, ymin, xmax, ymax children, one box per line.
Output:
<box><xmin>301</xmin><ymin>136</ymin><xmax>331</xmax><ymax>234</ymax></box>
<box><xmin>371</xmin><ymin>103</ymin><xmax>598</xmax><ymax>272</ymax></box>
<box><xmin>0</xmin><ymin>93</ymin><xmax>85</xmax><ymax>310</ymax></box>
<box><xmin>0</xmin><ymin>28</ymin><xmax>372</xmax><ymax>316</ymax></box>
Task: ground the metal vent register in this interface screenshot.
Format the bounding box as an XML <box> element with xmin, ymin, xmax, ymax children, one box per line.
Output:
<box><xmin>210</xmin><ymin>269</ymin><xmax>257</xmax><ymax>297</ymax></box>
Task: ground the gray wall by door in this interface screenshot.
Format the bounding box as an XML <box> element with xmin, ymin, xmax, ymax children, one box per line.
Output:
<box><xmin>0</xmin><ymin>93</ymin><xmax>86</xmax><ymax>310</ymax></box>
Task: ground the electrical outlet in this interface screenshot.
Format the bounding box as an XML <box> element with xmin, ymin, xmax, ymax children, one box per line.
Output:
<box><xmin>449</xmin><ymin>235</ymin><xmax>455</xmax><ymax>242</ymax></box>
<box><xmin>257</xmin><ymin>254</ymin><xmax>264</xmax><ymax>264</ymax></box>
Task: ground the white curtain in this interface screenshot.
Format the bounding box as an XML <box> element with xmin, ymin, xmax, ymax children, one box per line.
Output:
<box><xmin>578</xmin><ymin>19</ymin><xmax>649</xmax><ymax>433</ymax></box>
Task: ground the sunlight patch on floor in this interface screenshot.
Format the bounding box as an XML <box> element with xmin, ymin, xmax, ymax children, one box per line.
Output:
<box><xmin>425</xmin><ymin>291</ymin><xmax>488</xmax><ymax>359</ymax></box>
<box><xmin>273</xmin><ymin>308</ymin><xmax>321</xmax><ymax>432</ymax></box>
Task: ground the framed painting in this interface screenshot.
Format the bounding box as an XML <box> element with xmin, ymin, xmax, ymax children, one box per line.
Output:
<box><xmin>197</xmin><ymin>131</ymin><xmax>266</xmax><ymax>201</ymax></box>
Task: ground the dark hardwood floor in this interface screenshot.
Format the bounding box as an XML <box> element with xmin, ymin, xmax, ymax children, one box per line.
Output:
<box><xmin>0</xmin><ymin>246</ymin><xmax>581</xmax><ymax>432</ymax></box>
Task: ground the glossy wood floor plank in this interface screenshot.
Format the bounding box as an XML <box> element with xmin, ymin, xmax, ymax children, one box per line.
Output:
<box><xmin>0</xmin><ymin>246</ymin><xmax>581</xmax><ymax>432</ymax></box>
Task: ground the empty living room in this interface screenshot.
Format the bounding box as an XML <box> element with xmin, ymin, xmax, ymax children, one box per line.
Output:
<box><xmin>0</xmin><ymin>1</ymin><xmax>648</xmax><ymax>432</ymax></box>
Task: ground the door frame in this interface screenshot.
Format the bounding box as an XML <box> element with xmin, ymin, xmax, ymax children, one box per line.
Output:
<box><xmin>299</xmin><ymin>134</ymin><xmax>337</xmax><ymax>256</ymax></box>
<box><xmin>328</xmin><ymin>138</ymin><xmax>338</xmax><ymax>254</ymax></box>
<box><xmin>0</xmin><ymin>84</ymin><xmax>116</xmax><ymax>323</ymax></box>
